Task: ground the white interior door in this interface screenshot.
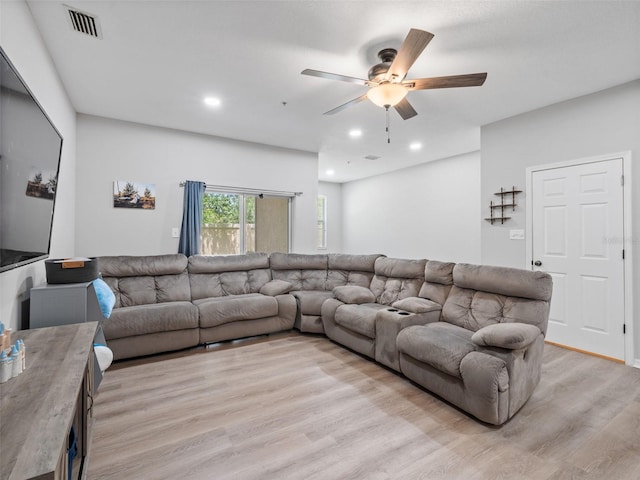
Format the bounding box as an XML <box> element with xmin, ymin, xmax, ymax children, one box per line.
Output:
<box><xmin>531</xmin><ymin>158</ymin><xmax>625</xmax><ymax>360</ymax></box>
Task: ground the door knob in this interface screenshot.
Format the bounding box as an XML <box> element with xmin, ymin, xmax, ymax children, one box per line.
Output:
<box><xmin>534</xmin><ymin>260</ymin><xmax>542</xmax><ymax>266</ymax></box>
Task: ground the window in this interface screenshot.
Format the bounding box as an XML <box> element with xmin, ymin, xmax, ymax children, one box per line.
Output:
<box><xmin>317</xmin><ymin>195</ymin><xmax>327</xmax><ymax>249</ymax></box>
<box><xmin>201</xmin><ymin>191</ymin><xmax>290</xmax><ymax>255</ymax></box>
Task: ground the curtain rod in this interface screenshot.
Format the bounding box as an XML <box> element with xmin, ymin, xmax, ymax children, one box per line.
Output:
<box><xmin>179</xmin><ymin>181</ymin><xmax>302</xmax><ymax>197</ymax></box>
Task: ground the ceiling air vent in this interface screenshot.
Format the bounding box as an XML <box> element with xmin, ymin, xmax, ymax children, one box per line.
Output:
<box><xmin>364</xmin><ymin>155</ymin><xmax>381</xmax><ymax>161</ymax></box>
<box><xmin>65</xmin><ymin>5</ymin><xmax>102</xmax><ymax>38</ymax></box>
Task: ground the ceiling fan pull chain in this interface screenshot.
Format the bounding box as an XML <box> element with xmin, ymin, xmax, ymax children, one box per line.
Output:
<box><xmin>385</xmin><ymin>106</ymin><xmax>391</xmax><ymax>143</ymax></box>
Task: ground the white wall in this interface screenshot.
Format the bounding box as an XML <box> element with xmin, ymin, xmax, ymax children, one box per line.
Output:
<box><xmin>481</xmin><ymin>80</ymin><xmax>640</xmax><ymax>362</ymax></box>
<box><xmin>341</xmin><ymin>152</ymin><xmax>481</xmax><ymax>262</ymax></box>
<box><xmin>0</xmin><ymin>1</ymin><xmax>77</xmax><ymax>332</ymax></box>
<box><xmin>318</xmin><ymin>181</ymin><xmax>342</xmax><ymax>253</ymax></box>
<box><xmin>75</xmin><ymin>115</ymin><xmax>318</xmax><ymax>256</ymax></box>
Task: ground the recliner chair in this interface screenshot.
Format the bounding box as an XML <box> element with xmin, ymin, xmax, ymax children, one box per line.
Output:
<box><xmin>397</xmin><ymin>263</ymin><xmax>553</xmax><ymax>425</ymax></box>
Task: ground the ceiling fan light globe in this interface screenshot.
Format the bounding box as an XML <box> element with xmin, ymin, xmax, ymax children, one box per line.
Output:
<box><xmin>367</xmin><ymin>83</ymin><xmax>408</xmax><ymax>108</ymax></box>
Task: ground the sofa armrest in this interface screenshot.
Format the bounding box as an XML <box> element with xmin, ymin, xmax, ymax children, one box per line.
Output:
<box><xmin>333</xmin><ymin>285</ymin><xmax>375</xmax><ymax>304</ymax></box>
<box><xmin>392</xmin><ymin>297</ymin><xmax>441</xmax><ymax>314</ymax></box>
<box><xmin>471</xmin><ymin>323</ymin><xmax>541</xmax><ymax>350</ymax></box>
<box><xmin>259</xmin><ymin>279</ymin><xmax>293</xmax><ymax>296</ymax></box>
<box><xmin>274</xmin><ymin>293</ymin><xmax>297</xmax><ymax>323</ymax></box>
<box><xmin>374</xmin><ymin>308</ymin><xmax>441</xmax><ymax>371</ymax></box>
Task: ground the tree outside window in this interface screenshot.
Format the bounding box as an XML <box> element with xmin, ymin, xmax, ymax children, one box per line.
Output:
<box><xmin>201</xmin><ymin>191</ymin><xmax>289</xmax><ymax>255</ymax></box>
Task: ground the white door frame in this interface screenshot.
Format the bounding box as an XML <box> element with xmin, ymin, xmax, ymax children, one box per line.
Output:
<box><xmin>525</xmin><ymin>151</ymin><xmax>634</xmax><ymax>366</ymax></box>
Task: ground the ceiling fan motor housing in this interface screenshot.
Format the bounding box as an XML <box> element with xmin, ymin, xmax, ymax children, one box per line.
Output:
<box><xmin>368</xmin><ymin>48</ymin><xmax>398</xmax><ymax>81</ymax></box>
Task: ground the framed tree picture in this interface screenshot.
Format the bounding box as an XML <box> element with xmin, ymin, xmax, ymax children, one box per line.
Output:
<box><xmin>113</xmin><ymin>180</ymin><xmax>156</xmax><ymax>209</ymax></box>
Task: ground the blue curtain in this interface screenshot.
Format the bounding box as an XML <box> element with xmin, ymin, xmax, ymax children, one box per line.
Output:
<box><xmin>178</xmin><ymin>180</ymin><xmax>205</xmax><ymax>256</ymax></box>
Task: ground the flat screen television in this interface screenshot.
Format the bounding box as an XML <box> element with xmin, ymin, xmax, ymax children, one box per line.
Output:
<box><xmin>0</xmin><ymin>47</ymin><xmax>63</xmax><ymax>273</ymax></box>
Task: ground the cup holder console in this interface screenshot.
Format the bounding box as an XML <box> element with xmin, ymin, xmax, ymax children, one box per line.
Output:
<box><xmin>386</xmin><ymin>308</ymin><xmax>411</xmax><ymax>316</ymax></box>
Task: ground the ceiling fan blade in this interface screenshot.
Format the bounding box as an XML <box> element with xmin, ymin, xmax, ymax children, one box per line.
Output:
<box><xmin>323</xmin><ymin>94</ymin><xmax>369</xmax><ymax>115</ymax></box>
<box><xmin>394</xmin><ymin>98</ymin><xmax>418</xmax><ymax>120</ymax></box>
<box><xmin>385</xmin><ymin>28</ymin><xmax>434</xmax><ymax>81</ymax></box>
<box><xmin>302</xmin><ymin>69</ymin><xmax>372</xmax><ymax>86</ymax></box>
<box><xmin>404</xmin><ymin>72</ymin><xmax>487</xmax><ymax>90</ymax></box>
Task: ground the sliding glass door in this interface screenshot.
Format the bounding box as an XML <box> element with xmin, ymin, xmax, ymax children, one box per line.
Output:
<box><xmin>255</xmin><ymin>196</ymin><xmax>289</xmax><ymax>253</ymax></box>
<box><xmin>201</xmin><ymin>192</ymin><xmax>289</xmax><ymax>255</ymax></box>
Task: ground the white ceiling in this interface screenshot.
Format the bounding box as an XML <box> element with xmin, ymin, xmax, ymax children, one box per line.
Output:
<box><xmin>26</xmin><ymin>1</ymin><xmax>640</xmax><ymax>183</ymax></box>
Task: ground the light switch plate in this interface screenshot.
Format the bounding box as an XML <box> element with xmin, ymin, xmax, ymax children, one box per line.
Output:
<box><xmin>171</xmin><ymin>227</ymin><xmax>180</xmax><ymax>238</ymax></box>
<box><xmin>509</xmin><ymin>229</ymin><xmax>525</xmax><ymax>240</ymax></box>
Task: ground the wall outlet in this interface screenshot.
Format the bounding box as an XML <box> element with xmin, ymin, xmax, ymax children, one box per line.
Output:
<box><xmin>509</xmin><ymin>229</ymin><xmax>525</xmax><ymax>240</ymax></box>
<box><xmin>171</xmin><ymin>227</ymin><xmax>180</xmax><ymax>238</ymax></box>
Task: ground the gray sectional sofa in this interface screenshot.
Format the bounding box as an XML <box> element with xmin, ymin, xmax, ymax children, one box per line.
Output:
<box><xmin>97</xmin><ymin>251</ymin><xmax>552</xmax><ymax>425</ymax></box>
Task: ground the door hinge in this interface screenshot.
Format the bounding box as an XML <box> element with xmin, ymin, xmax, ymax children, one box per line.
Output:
<box><xmin>622</xmin><ymin>249</ymin><xmax>625</xmax><ymax>260</ymax></box>
<box><xmin>621</xmin><ymin>174</ymin><xmax>624</xmax><ymax>186</ymax></box>
<box><xmin>623</xmin><ymin>324</ymin><xmax>626</xmax><ymax>334</ymax></box>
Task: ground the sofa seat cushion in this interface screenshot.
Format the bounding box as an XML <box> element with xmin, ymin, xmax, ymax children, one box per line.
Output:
<box><xmin>397</xmin><ymin>322</ymin><xmax>476</xmax><ymax>379</ymax></box>
<box><xmin>104</xmin><ymin>301</ymin><xmax>199</xmax><ymax>340</ymax></box>
<box><xmin>334</xmin><ymin>303</ymin><xmax>387</xmax><ymax>338</ymax></box>
<box><xmin>291</xmin><ymin>290</ymin><xmax>334</xmax><ymax>315</ymax></box>
<box><xmin>196</xmin><ymin>293</ymin><xmax>279</xmax><ymax>328</ymax></box>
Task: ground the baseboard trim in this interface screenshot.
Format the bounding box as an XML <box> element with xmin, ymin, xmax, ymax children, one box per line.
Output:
<box><xmin>544</xmin><ymin>340</ymin><xmax>625</xmax><ymax>364</ymax></box>
<box><xmin>634</xmin><ymin>359</ymin><xmax>640</xmax><ymax>369</ymax></box>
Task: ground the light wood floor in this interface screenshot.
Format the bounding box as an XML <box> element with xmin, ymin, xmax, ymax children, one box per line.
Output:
<box><xmin>88</xmin><ymin>332</ymin><xmax>640</xmax><ymax>480</ymax></box>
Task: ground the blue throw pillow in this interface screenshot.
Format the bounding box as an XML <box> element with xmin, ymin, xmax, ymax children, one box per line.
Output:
<box><xmin>93</xmin><ymin>278</ymin><xmax>116</xmax><ymax>319</ymax></box>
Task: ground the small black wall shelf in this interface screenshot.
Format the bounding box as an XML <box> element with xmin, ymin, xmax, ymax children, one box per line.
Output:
<box><xmin>485</xmin><ymin>186</ymin><xmax>522</xmax><ymax>224</ymax></box>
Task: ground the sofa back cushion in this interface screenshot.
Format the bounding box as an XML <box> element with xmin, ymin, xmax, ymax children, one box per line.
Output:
<box><xmin>99</xmin><ymin>254</ymin><xmax>191</xmax><ymax>308</ymax></box>
<box><xmin>269</xmin><ymin>252</ymin><xmax>328</xmax><ymax>291</ymax></box>
<box><xmin>326</xmin><ymin>253</ymin><xmax>383</xmax><ymax>290</ymax></box>
<box><xmin>418</xmin><ymin>260</ymin><xmax>455</xmax><ymax>305</ymax></box>
<box><xmin>188</xmin><ymin>253</ymin><xmax>271</xmax><ymax>300</ymax></box>
<box><xmin>442</xmin><ymin>263</ymin><xmax>553</xmax><ymax>334</ymax></box>
<box><xmin>370</xmin><ymin>257</ymin><xmax>426</xmax><ymax>306</ymax></box>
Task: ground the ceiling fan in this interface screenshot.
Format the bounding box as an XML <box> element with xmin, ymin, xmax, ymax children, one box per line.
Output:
<box><xmin>302</xmin><ymin>28</ymin><xmax>487</xmax><ymax>121</ymax></box>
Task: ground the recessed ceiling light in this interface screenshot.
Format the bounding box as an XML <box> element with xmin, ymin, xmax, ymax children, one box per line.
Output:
<box><xmin>326</xmin><ymin>169</ymin><xmax>335</xmax><ymax>176</ymax></box>
<box><xmin>204</xmin><ymin>97</ymin><xmax>221</xmax><ymax>107</ymax></box>
<box><xmin>409</xmin><ymin>142</ymin><xmax>422</xmax><ymax>151</ymax></box>
<box><xmin>349</xmin><ymin>129</ymin><xmax>362</xmax><ymax>138</ymax></box>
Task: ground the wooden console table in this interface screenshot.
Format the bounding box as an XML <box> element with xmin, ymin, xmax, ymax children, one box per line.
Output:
<box><xmin>0</xmin><ymin>322</ymin><xmax>97</xmax><ymax>480</ymax></box>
